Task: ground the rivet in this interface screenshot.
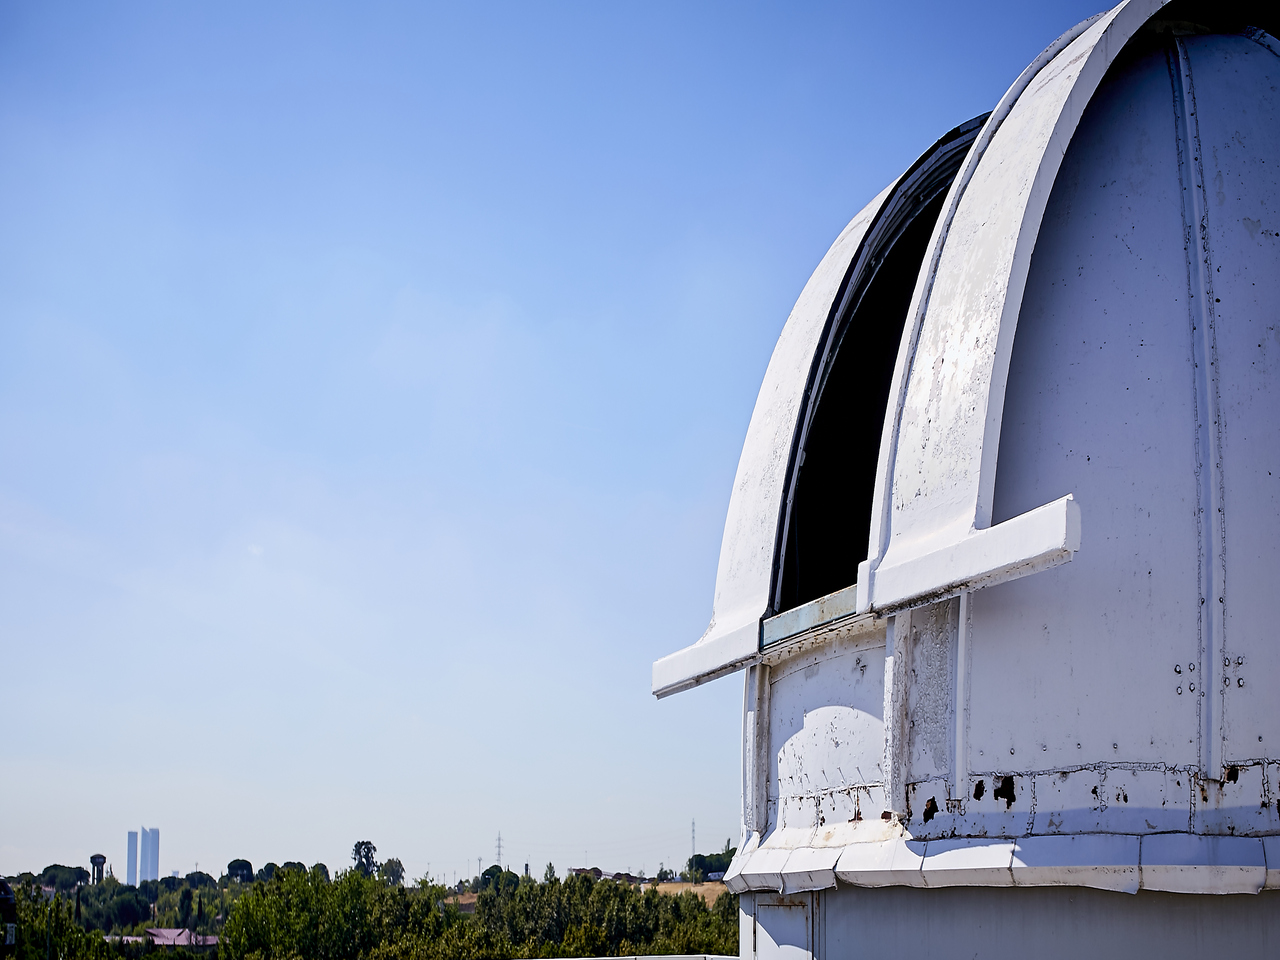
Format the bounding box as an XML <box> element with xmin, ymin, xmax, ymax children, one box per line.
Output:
<box><xmin>1175</xmin><ymin>664</ymin><xmax>1182</xmax><ymax>674</ymax></box>
<box><xmin>1238</xmin><ymin>678</ymin><xmax>1245</xmax><ymax>687</ymax></box>
<box><xmin>1225</xmin><ymin>677</ymin><xmax>1231</xmax><ymax>687</ymax></box>
<box><xmin>1113</xmin><ymin>743</ymin><xmax>1118</xmax><ymax>750</ymax></box>
<box><xmin>1189</xmin><ymin>663</ymin><xmax>1195</xmax><ymax>672</ymax></box>
<box><xmin>1010</xmin><ymin>748</ymin><xmax>1015</xmax><ymax>755</ymax></box>
<box><xmin>1177</xmin><ymin>686</ymin><xmax>1183</xmax><ymax>695</ymax></box>
<box><xmin>1224</xmin><ymin>657</ymin><xmax>1231</xmax><ymax>667</ymax></box>
<box><xmin>1236</xmin><ymin>656</ymin><xmax>1244</xmax><ymax>665</ymax></box>
<box><xmin>1189</xmin><ymin>682</ymin><xmax>1195</xmax><ymax>692</ymax></box>
<box><xmin>1077</xmin><ymin>743</ymin><xmax>1082</xmax><ymax>749</ymax></box>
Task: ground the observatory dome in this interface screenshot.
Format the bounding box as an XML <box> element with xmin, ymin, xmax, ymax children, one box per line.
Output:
<box><xmin>656</xmin><ymin>0</ymin><xmax>1280</xmax><ymax>898</ymax></box>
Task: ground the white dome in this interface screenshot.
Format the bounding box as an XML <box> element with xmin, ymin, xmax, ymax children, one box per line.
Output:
<box><xmin>657</xmin><ymin>0</ymin><xmax>1280</xmax><ymax>895</ymax></box>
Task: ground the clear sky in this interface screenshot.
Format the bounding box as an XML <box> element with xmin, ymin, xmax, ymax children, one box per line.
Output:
<box><xmin>0</xmin><ymin>0</ymin><xmax>1104</xmax><ymax>884</ymax></box>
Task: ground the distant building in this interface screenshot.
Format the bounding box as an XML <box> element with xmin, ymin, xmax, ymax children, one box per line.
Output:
<box><xmin>127</xmin><ymin>832</ymin><xmax>138</xmax><ymax>886</ymax></box>
<box><xmin>90</xmin><ymin>855</ymin><xmax>106</xmax><ymax>885</ymax></box>
<box><xmin>145</xmin><ymin>929</ymin><xmax>218</xmax><ymax>949</ymax></box>
<box><xmin>138</xmin><ymin>827</ymin><xmax>160</xmax><ymax>882</ymax></box>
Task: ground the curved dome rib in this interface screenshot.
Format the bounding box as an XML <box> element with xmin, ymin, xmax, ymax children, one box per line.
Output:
<box><xmin>858</xmin><ymin>0</ymin><xmax>1174</xmax><ymax>613</ymax></box>
<box><xmin>652</xmin><ymin>120</ymin><xmax>984</xmax><ymax>698</ymax></box>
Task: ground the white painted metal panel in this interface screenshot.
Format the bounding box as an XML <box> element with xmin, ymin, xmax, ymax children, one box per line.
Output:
<box><xmin>753</xmin><ymin>896</ymin><xmax>810</xmax><ymax>960</ymax></box>
<box><xmin>1139</xmin><ymin>833</ymin><xmax>1266</xmax><ymax>894</ymax></box>
<box><xmin>919</xmin><ymin>838</ymin><xmax>1016</xmax><ymax>887</ymax></box>
<box><xmin>779</xmin><ymin>846</ymin><xmax>840</xmax><ymax>894</ymax></box>
<box><xmin>1180</xmin><ymin>33</ymin><xmax>1280</xmax><ymax>764</ymax></box>
<box><xmin>833</xmin><ymin>838</ymin><xmax>926</xmax><ymax>887</ymax></box>
<box><xmin>1011</xmin><ymin>835</ymin><xmax>1140</xmax><ymax>893</ymax></box>
<box><xmin>967</xmin><ymin>39</ymin><xmax>1203</xmax><ymax>789</ymax></box>
<box><xmin>1264</xmin><ymin>836</ymin><xmax>1280</xmax><ymax>890</ymax></box>
<box><xmin>768</xmin><ymin>641</ymin><xmax>885</xmax><ymax>832</ymax></box>
<box><xmin>864</xmin><ymin>0</ymin><xmax>1167</xmax><ymax>610</ymax></box>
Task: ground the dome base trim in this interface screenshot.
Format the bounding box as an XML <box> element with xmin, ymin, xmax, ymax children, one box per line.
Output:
<box><xmin>727</xmin><ymin>831</ymin><xmax>1276</xmax><ymax>896</ymax></box>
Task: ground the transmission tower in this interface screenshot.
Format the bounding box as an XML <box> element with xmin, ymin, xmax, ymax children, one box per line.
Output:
<box><xmin>692</xmin><ymin>819</ymin><xmax>696</xmax><ymax>859</ymax></box>
<box><xmin>496</xmin><ymin>832</ymin><xmax>503</xmax><ymax>867</ymax></box>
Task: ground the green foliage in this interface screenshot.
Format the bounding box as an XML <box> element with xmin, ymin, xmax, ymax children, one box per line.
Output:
<box><xmin>7</xmin><ymin>849</ymin><xmax>739</xmax><ymax>959</ymax></box>
<box><xmin>219</xmin><ymin>866</ymin><xmax>738</xmax><ymax>960</ymax></box>
<box><xmin>683</xmin><ymin>840</ymin><xmax>736</xmax><ymax>882</ymax></box>
<box><xmin>376</xmin><ymin>859</ymin><xmax>404</xmax><ymax>887</ymax></box>
<box><xmin>70</xmin><ymin>877</ymin><xmax>151</xmax><ymax>933</ymax></box>
<box><xmin>37</xmin><ymin>865</ymin><xmax>90</xmax><ymax>894</ymax></box>
<box><xmin>226</xmin><ymin>861</ymin><xmax>253</xmax><ymax>885</ymax></box>
<box><xmin>351</xmin><ymin>842</ymin><xmax>377</xmax><ymax>879</ymax></box>
<box><xmin>220</xmin><ymin>864</ymin><xmax>463</xmax><ymax>960</ymax></box>
<box><xmin>9</xmin><ymin>880</ymin><xmax>130</xmax><ymax>960</ymax></box>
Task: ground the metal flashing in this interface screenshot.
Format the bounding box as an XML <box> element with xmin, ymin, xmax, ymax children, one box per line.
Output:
<box><xmin>1139</xmin><ymin>834</ymin><xmax>1266</xmax><ymax>894</ymax></box>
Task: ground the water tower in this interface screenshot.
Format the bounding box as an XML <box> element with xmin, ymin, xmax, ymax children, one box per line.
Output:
<box><xmin>654</xmin><ymin>1</ymin><xmax>1280</xmax><ymax>954</ymax></box>
<box><xmin>90</xmin><ymin>854</ymin><xmax>106</xmax><ymax>886</ymax></box>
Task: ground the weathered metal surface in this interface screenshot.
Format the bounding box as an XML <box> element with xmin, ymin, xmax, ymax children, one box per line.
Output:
<box><xmin>695</xmin><ymin>0</ymin><xmax>1280</xmax><ymax>929</ymax></box>
<box><xmin>865</xmin><ymin>0</ymin><xmax>1163</xmax><ymax>581</ymax></box>
<box><xmin>653</xmin><ymin>119</ymin><xmax>985</xmax><ymax>697</ymax></box>
<box><xmin>767</xmin><ymin>636</ymin><xmax>886</xmax><ymax>831</ymax></box>
<box><xmin>749</xmin><ymin>895</ymin><xmax>811</xmax><ymax>960</ymax></box>
<box><xmin>733</xmin><ymin>830</ymin><xmax>1271</xmax><ymax>895</ymax></box>
<box><xmin>650</xmin><ymin>184</ymin><xmax>893</xmax><ymax>698</ymax></box>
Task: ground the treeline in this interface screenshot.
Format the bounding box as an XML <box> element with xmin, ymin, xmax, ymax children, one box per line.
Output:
<box><xmin>5</xmin><ymin>879</ymin><xmax>141</xmax><ymax>960</ymax></box>
<box><xmin>5</xmin><ymin>865</ymin><xmax>737</xmax><ymax>959</ymax></box>
<box><xmin>7</xmin><ymin>867</ymin><xmax>229</xmax><ymax>936</ymax></box>
<box><xmin>222</xmin><ymin>865</ymin><xmax>738</xmax><ymax>959</ymax></box>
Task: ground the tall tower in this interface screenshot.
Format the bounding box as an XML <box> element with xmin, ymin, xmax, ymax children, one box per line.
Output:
<box><xmin>148</xmin><ymin>828</ymin><xmax>160</xmax><ymax>881</ymax></box>
<box><xmin>138</xmin><ymin>827</ymin><xmax>160</xmax><ymax>882</ymax></box>
<box><xmin>127</xmin><ymin>831</ymin><xmax>138</xmax><ymax>886</ymax></box>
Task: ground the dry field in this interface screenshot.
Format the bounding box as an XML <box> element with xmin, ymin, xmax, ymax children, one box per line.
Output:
<box><xmin>647</xmin><ymin>881</ymin><xmax>730</xmax><ymax>903</ymax></box>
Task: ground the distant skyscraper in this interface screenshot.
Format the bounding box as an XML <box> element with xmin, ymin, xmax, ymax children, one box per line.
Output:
<box><xmin>139</xmin><ymin>828</ymin><xmax>151</xmax><ymax>882</ymax></box>
<box><xmin>127</xmin><ymin>831</ymin><xmax>138</xmax><ymax>886</ymax></box>
<box><xmin>137</xmin><ymin>827</ymin><xmax>160</xmax><ymax>882</ymax></box>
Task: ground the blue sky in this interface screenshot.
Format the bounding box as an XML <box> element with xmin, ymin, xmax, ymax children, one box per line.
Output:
<box><xmin>1</xmin><ymin>0</ymin><xmax>1104</xmax><ymax>883</ymax></box>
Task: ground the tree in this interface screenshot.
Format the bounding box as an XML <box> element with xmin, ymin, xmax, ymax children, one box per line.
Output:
<box><xmin>37</xmin><ymin>865</ymin><xmax>89</xmax><ymax>893</ymax></box>
<box><xmin>377</xmin><ymin>858</ymin><xmax>404</xmax><ymax>886</ymax></box>
<box><xmin>684</xmin><ymin>841</ymin><xmax>736</xmax><ymax>883</ymax></box>
<box><xmin>479</xmin><ymin>865</ymin><xmax>503</xmax><ymax>891</ymax></box>
<box><xmin>227</xmin><ymin>860</ymin><xmax>253</xmax><ymax>884</ymax></box>
<box><xmin>543</xmin><ymin>863</ymin><xmax>557</xmax><ymax>883</ymax></box>
<box><xmin>352</xmin><ymin>841</ymin><xmax>378</xmax><ymax>878</ymax></box>
<box><xmin>255</xmin><ymin>863</ymin><xmax>278</xmax><ymax>883</ymax></box>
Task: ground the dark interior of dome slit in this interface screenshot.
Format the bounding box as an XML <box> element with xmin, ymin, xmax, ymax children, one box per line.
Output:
<box><xmin>775</xmin><ymin>189</ymin><xmax>949</xmax><ymax>613</ymax></box>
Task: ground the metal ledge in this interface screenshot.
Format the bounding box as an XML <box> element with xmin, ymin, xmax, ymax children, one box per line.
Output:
<box><xmin>727</xmin><ymin>831</ymin><xmax>1272</xmax><ymax>896</ymax></box>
